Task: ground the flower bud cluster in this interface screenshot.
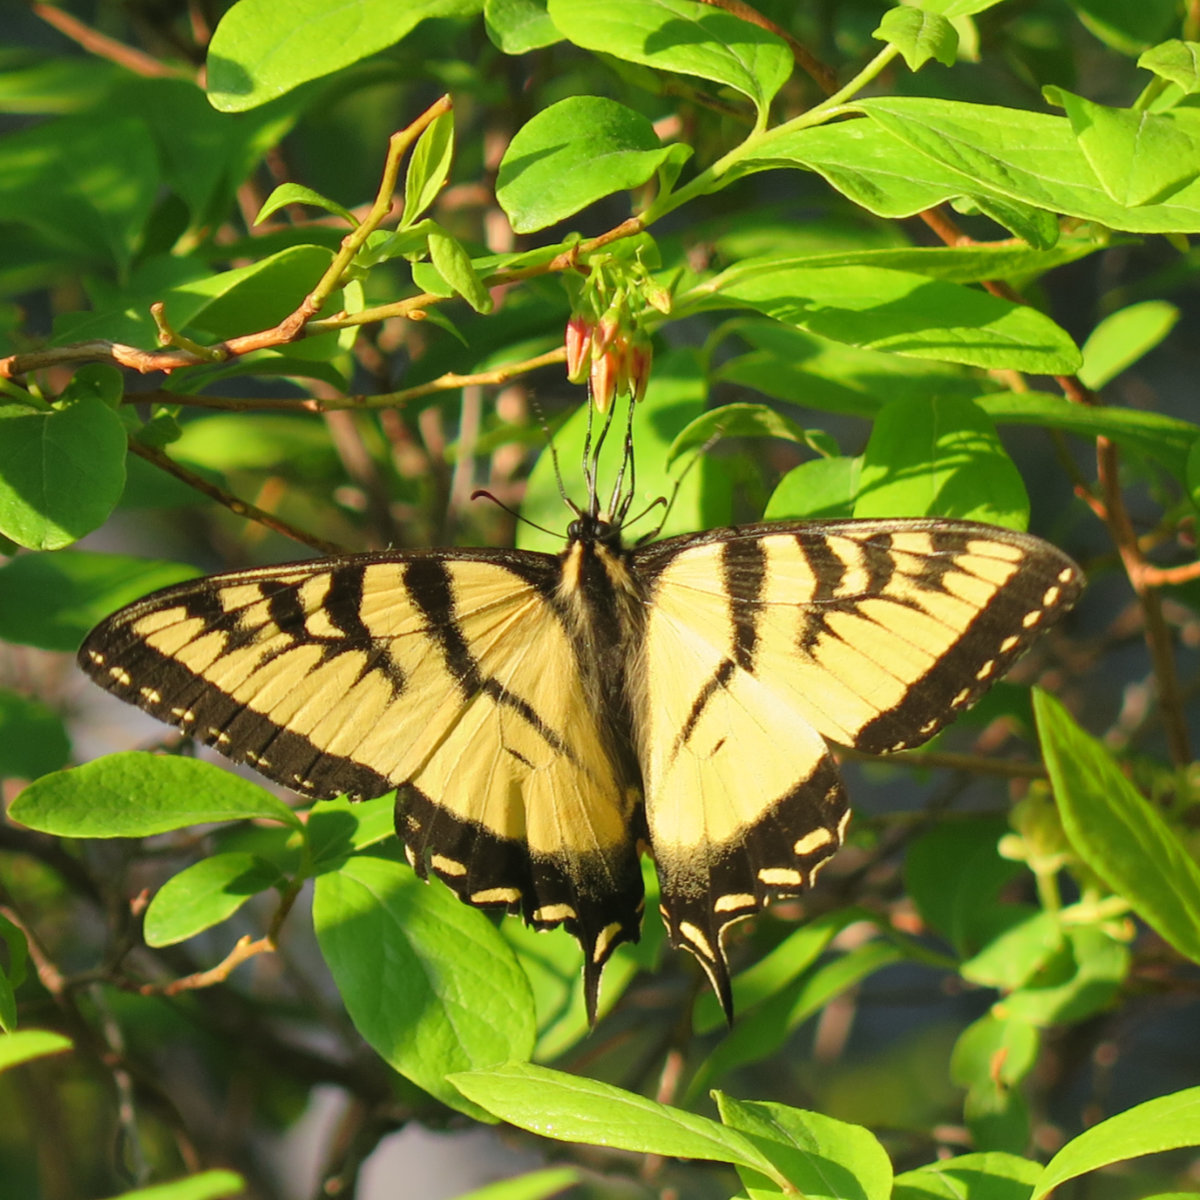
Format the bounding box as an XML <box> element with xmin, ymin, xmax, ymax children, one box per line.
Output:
<box><xmin>562</xmin><ymin>250</ymin><xmax>670</xmax><ymax>411</ymax></box>
<box><xmin>564</xmin><ymin>310</ymin><xmax>653</xmax><ymax>413</ymax></box>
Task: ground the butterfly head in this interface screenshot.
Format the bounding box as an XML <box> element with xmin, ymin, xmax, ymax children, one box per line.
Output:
<box><xmin>567</xmin><ymin>509</ymin><xmax>626</xmax><ymax>552</ymax></box>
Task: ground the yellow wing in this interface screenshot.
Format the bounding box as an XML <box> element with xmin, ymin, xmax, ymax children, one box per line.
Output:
<box><xmin>632</xmin><ymin>518</ymin><xmax>1083</xmax><ymax>1016</ymax></box>
<box><xmin>79</xmin><ymin>551</ymin><xmax>643</xmax><ymax>1018</ymax></box>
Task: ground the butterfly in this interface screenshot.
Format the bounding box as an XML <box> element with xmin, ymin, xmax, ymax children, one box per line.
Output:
<box><xmin>78</xmin><ymin>422</ymin><xmax>1083</xmax><ymax>1022</ymax></box>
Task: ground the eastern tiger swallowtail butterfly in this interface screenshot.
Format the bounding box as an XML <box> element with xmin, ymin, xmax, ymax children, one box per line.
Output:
<box><xmin>78</xmin><ymin>427</ymin><xmax>1082</xmax><ymax>1022</ymax></box>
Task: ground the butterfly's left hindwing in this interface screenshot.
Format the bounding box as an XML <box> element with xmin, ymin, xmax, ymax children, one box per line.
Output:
<box><xmin>79</xmin><ymin>551</ymin><xmax>645</xmax><ymax>1019</ymax></box>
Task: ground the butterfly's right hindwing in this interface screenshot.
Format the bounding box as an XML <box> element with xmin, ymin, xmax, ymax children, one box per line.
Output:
<box><xmin>79</xmin><ymin>551</ymin><xmax>644</xmax><ymax>1018</ymax></box>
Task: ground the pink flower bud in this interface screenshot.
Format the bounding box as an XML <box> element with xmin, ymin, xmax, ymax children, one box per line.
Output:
<box><xmin>590</xmin><ymin>345</ymin><xmax>619</xmax><ymax>412</ymax></box>
<box><xmin>628</xmin><ymin>340</ymin><xmax>652</xmax><ymax>403</ymax></box>
<box><xmin>565</xmin><ymin>314</ymin><xmax>592</xmax><ymax>383</ymax></box>
<box><xmin>591</xmin><ymin>311</ymin><xmax>620</xmax><ymax>357</ymax></box>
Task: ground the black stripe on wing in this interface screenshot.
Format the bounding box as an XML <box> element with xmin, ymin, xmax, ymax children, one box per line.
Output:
<box><xmin>76</xmin><ymin>550</ymin><xmax>564</xmax><ymax>801</ymax></box>
<box><xmin>81</xmin><ymin>614</ymin><xmax>398</xmax><ymax>801</ymax></box>
<box><xmin>849</xmin><ymin>529</ymin><xmax>1083</xmax><ymax>754</ymax></box>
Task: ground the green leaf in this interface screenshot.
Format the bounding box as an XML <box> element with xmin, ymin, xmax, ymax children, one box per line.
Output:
<box><xmin>102</xmin><ymin>75</ymin><xmax>302</xmax><ymax>233</ymax></box>
<box><xmin>686</xmin><ymin>259</ymin><xmax>1081</xmax><ymax>372</ymax></box>
<box><xmin>1032</xmin><ymin>1088</ymin><xmax>1200</xmax><ymax>1200</ymax></box>
<box><xmin>894</xmin><ymin>1152</ymin><xmax>1040</xmax><ymax>1200</ymax></box>
<box><xmin>960</xmin><ymin>910</ymin><xmax>1065</xmax><ymax>991</ymax></box>
<box><xmin>169</xmin><ymin>413</ymin><xmax>340</xmax><ymax>474</ymax></box>
<box><xmin>428</xmin><ymin>226</ymin><xmax>494</xmax><ymax>312</ymax></box>
<box><xmin>159</xmin><ymin>245</ymin><xmax>336</xmax><ymax>343</ymax></box>
<box><xmin>0</xmin><ymin>1029</ymin><xmax>72</xmax><ymax>1072</ymax></box>
<box><xmin>53</xmin><ymin>247</ymin><xmax>348</xmax><ymax>382</ymax></box>
<box><xmin>854</xmin><ymin>396</ymin><xmax>1029</xmax><ymax>527</ymax></box>
<box><xmin>963</xmin><ymin>1084</ymin><xmax>1031</xmax><ymax>1157</ymax></box>
<box><xmin>1036</xmin><ymin>690</ymin><xmax>1200</xmax><ymax>964</ymax></box>
<box><xmin>1069</xmin><ymin>0</ymin><xmax>1177</xmax><ymax>56</ymax></box>
<box><xmin>0</xmin><ymin>690</ymin><xmax>71</xmax><ymax>780</ymax></box>
<box><xmin>765</xmin><ymin>456</ymin><xmax>861</xmax><ymax>520</ymax></box>
<box><xmin>144</xmin><ymin>853</ymin><xmax>286</xmax><ymax>947</ymax></box>
<box><xmin>1186</xmin><ymin>440</ymin><xmax>1200</xmax><ymax>514</ymax></box>
<box><xmin>0</xmin><ymin>113</ymin><xmax>158</xmax><ymax>270</ymax></box>
<box><xmin>905</xmin><ymin>818</ymin><xmax>1024</xmax><ymax>955</ymax></box>
<box><xmin>313</xmin><ymin>851</ymin><xmax>535</xmax><ymax>1118</ymax></box>
<box><xmin>255</xmin><ymin>182</ymin><xmax>356</xmax><ymax>226</ymax></box>
<box><xmin>497</xmin><ymin>96</ymin><xmax>686</xmax><ymax>233</ymax></box>
<box><xmin>501</xmin><ymin>862</ymin><xmax>655</xmax><ymax>1057</ymax></box>
<box><xmin>976</xmin><ymin>391</ymin><xmax>1197</xmax><ymax>480</ymax></box>
<box><xmin>966</xmin><ymin>193</ymin><xmax>1061</xmax><ymax>249</ymax></box>
<box><xmin>0</xmin><ymin>51</ymin><xmax>119</xmax><ymax>115</ymax></box>
<box><xmin>718</xmin><ymin>329</ymin><xmax>1198</xmax><ymax>479</ymax></box>
<box><xmin>951</xmin><ymin>1013</ymin><xmax>1039</xmax><ymax>1090</ymax></box>
<box><xmin>101</xmin><ymin>1170</ymin><xmax>247</xmax><ymax>1200</ymax></box>
<box><xmin>852</xmin><ymin>97</ymin><xmax>1200</xmax><ymax>233</ymax></box>
<box><xmin>1079</xmin><ymin>300</ymin><xmax>1180</xmax><ymax>389</ymax></box>
<box><xmin>547</xmin><ymin>0</ymin><xmax>792</xmax><ymax>122</ymax></box>
<box><xmin>306</xmin><ymin>796</ymin><xmax>397</xmax><ymax>869</ymax></box>
<box><xmin>207</xmin><ymin>0</ymin><xmax>483</xmax><ymax>111</ymax></box>
<box><xmin>1138</xmin><ymin>40</ymin><xmax>1200</xmax><ymax>95</ymax></box>
<box><xmin>874</xmin><ymin>9</ymin><xmax>958</xmax><ymax>71</ymax></box>
<box><xmin>1044</xmin><ymin>86</ymin><xmax>1200</xmax><ymax>207</ymax></box>
<box><xmin>500</xmin><ymin>921</ymin><xmax>593</xmax><ymax>1058</ymax></box>
<box><xmin>0</xmin><ymin>397</ymin><xmax>127</xmax><ymax>550</ymax></box>
<box><xmin>719</xmin><ymin>321</ymin><xmax>986</xmax><ymax>411</ymax></box>
<box><xmin>0</xmin><ymin>552</ymin><xmax>199</xmax><ymax>653</ymax></box>
<box><xmin>404</xmin><ymin>108</ymin><xmax>455</xmax><ymax>229</ymax></box>
<box><xmin>0</xmin><ymin>910</ymin><xmax>27</xmax><ymax>991</ymax></box>
<box><xmin>999</xmin><ymin>926</ymin><xmax>1129</xmax><ymax>1026</ymax></box>
<box><xmin>9</xmin><ymin>752</ymin><xmax>301</xmax><ymax>838</ymax></box>
<box><xmin>666</xmin><ymin>402</ymin><xmax>831</xmax><ymax>467</ymax></box>
<box><xmin>450</xmin><ymin>1062</ymin><xmax>787</xmax><ymax>1183</ymax></box>
<box><xmin>0</xmin><ymin>973</ymin><xmax>16</xmax><ymax>1035</ymax></box>
<box><xmin>924</xmin><ymin>0</ymin><xmax>1010</xmax><ymax>17</ymax></box>
<box><xmin>484</xmin><ymin>0</ymin><xmax>559</xmax><ymax>52</ymax></box>
<box><xmin>706</xmin><ymin>241</ymin><xmax>1098</xmax><ymax>285</ymax></box>
<box><xmin>717</xmin><ymin>1095</ymin><xmax>893</xmax><ymax>1200</ymax></box>
<box><xmin>740</xmin><ymin>120</ymin><xmax>1017</xmax><ymax>227</ymax></box>
<box><xmin>50</xmin><ymin>253</ymin><xmax>218</xmax><ymax>347</ymax></box>
<box><xmin>952</xmin><ymin>1013</ymin><xmax>1039</xmax><ymax>1153</ymax></box>
<box><xmin>63</xmin><ymin>362</ymin><xmax>124</xmax><ymax>410</ymax></box>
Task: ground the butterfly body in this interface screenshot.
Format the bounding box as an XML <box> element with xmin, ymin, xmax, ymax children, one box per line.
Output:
<box><xmin>80</xmin><ymin>509</ymin><xmax>1082</xmax><ymax>1021</ymax></box>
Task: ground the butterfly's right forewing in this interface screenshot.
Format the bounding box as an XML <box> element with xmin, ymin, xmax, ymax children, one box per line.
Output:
<box><xmin>631</xmin><ymin>518</ymin><xmax>1081</xmax><ymax>1018</ymax></box>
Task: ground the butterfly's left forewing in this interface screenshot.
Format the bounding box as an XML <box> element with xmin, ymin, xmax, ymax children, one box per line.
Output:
<box><xmin>80</xmin><ymin>551</ymin><xmax>644</xmax><ymax>1018</ymax></box>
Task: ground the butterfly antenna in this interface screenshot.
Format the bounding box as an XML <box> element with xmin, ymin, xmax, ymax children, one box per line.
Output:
<box><xmin>469</xmin><ymin>489</ymin><xmax>562</xmax><ymax>539</ymax></box>
<box><xmin>625</xmin><ymin>494</ymin><xmax>667</xmax><ymax>530</ymax></box>
<box><xmin>634</xmin><ymin>432</ymin><xmax>717</xmax><ymax>545</ymax></box>
<box><xmin>585</xmin><ymin>395</ymin><xmax>620</xmax><ymax>518</ymax></box>
<box><xmin>529</xmin><ymin>396</ymin><xmax>580</xmax><ymax>520</ymax></box>
<box><xmin>608</xmin><ymin>391</ymin><xmax>638</xmax><ymax>524</ymax></box>
<box><xmin>580</xmin><ymin>393</ymin><xmax>599</xmax><ymax>515</ymax></box>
